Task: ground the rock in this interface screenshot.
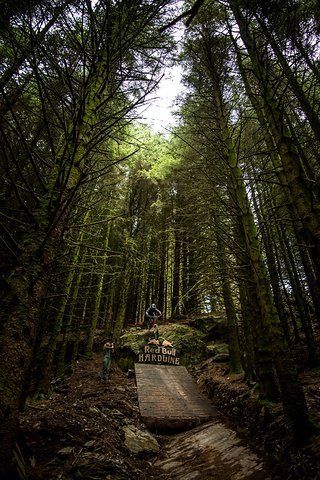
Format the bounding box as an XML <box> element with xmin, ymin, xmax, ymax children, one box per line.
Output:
<box><xmin>58</xmin><ymin>446</ymin><xmax>74</xmax><ymax>455</ymax></box>
<box><xmin>158</xmin><ymin>324</ymin><xmax>207</xmax><ymax>366</ymax></box>
<box><xmin>123</xmin><ymin>425</ymin><xmax>159</xmax><ymax>454</ymax></box>
<box><xmin>117</xmin><ymin>323</ymin><xmax>208</xmax><ymax>369</ymax></box>
<box><xmin>206</xmin><ymin>341</ymin><xmax>229</xmax><ymax>357</ymax></box>
<box><xmin>83</xmin><ymin>440</ymin><xmax>95</xmax><ymax>448</ymax></box>
<box><xmin>117</xmin><ymin>330</ymin><xmax>151</xmax><ymax>370</ymax></box>
<box><xmin>115</xmin><ymin>386</ymin><xmax>126</xmax><ymax>393</ymax></box>
<box><xmin>212</xmin><ymin>353</ymin><xmax>230</xmax><ymax>363</ymax></box>
<box><xmin>89</xmin><ymin>406</ymin><xmax>100</xmax><ymax>414</ymax></box>
<box><xmin>188</xmin><ymin>314</ymin><xmax>228</xmax><ymax>340</ymax></box>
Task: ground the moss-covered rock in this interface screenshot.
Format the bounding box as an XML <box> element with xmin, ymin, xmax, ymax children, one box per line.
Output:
<box><xmin>187</xmin><ymin>314</ymin><xmax>227</xmax><ymax>340</ymax></box>
<box><xmin>116</xmin><ymin>323</ymin><xmax>208</xmax><ymax>371</ymax></box>
<box><xmin>116</xmin><ymin>328</ymin><xmax>150</xmax><ymax>371</ymax></box>
<box><xmin>158</xmin><ymin>323</ymin><xmax>207</xmax><ymax>367</ymax></box>
<box><xmin>206</xmin><ymin>341</ymin><xmax>229</xmax><ymax>357</ymax></box>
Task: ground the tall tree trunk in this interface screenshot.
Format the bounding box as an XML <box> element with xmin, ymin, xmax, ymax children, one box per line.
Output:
<box><xmin>0</xmin><ymin>225</ymin><xmax>63</xmax><ymax>478</ymax></box>
<box><xmin>113</xmin><ymin>250</ymin><xmax>132</xmax><ymax>339</ymax></box>
<box><xmin>64</xmin><ymin>248</ymin><xmax>86</xmax><ymax>370</ymax></box>
<box><xmin>85</xmin><ymin>223</ymin><xmax>111</xmax><ymax>356</ymax></box>
<box><xmin>248</xmin><ymin>174</ymin><xmax>291</xmax><ymax>344</ymax></box>
<box><xmin>38</xmin><ymin>234</ymin><xmax>86</xmax><ymax>390</ymax></box>
<box><xmin>235</xmin><ymin>212</ymin><xmax>278</xmax><ymax>394</ymax></box>
<box><xmin>164</xmin><ymin>226</ymin><xmax>175</xmax><ymax>318</ymax></box>
<box><xmin>238</xmin><ymin>280</ymin><xmax>257</xmax><ymax>383</ymax></box>
<box><xmin>255</xmin><ymin>13</ymin><xmax>320</xmax><ymax>143</ymax></box>
<box><xmin>157</xmin><ymin>239</ymin><xmax>166</xmax><ymax>315</ymax></box>
<box><xmin>232</xmin><ymin>27</ymin><xmax>320</xmax><ymax>327</ymax></box>
<box><xmin>230</xmin><ymin>0</ymin><xmax>320</xmax><ymax>330</ymax></box>
<box><xmin>216</xmin><ymin>79</ymin><xmax>315</xmax><ymax>438</ymax></box>
<box><xmin>275</xmin><ymin>221</ymin><xmax>317</xmax><ymax>365</ymax></box>
<box><xmin>215</xmin><ymin>231</ymin><xmax>243</xmax><ymax>374</ymax></box>
<box><xmin>102</xmin><ymin>277</ymin><xmax>116</xmax><ymax>339</ymax></box>
<box><xmin>171</xmin><ymin>228</ymin><xmax>181</xmax><ymax>316</ymax></box>
<box><xmin>180</xmin><ymin>236</ymin><xmax>189</xmax><ymax>315</ymax></box>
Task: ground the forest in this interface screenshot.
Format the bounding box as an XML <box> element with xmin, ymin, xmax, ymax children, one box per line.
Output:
<box><xmin>0</xmin><ymin>0</ymin><xmax>320</xmax><ymax>478</ymax></box>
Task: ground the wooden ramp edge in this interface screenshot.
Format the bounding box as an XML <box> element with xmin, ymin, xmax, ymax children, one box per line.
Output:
<box><xmin>134</xmin><ymin>364</ymin><xmax>217</xmax><ymax>431</ymax></box>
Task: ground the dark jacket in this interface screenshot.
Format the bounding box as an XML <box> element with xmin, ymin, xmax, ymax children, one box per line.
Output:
<box><xmin>146</xmin><ymin>306</ymin><xmax>162</xmax><ymax>318</ymax></box>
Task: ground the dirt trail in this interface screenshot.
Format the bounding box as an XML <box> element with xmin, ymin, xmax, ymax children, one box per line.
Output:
<box><xmin>19</xmin><ymin>352</ymin><xmax>277</xmax><ymax>479</ymax></box>
<box><xmin>156</xmin><ymin>420</ymin><xmax>271</xmax><ymax>479</ymax></box>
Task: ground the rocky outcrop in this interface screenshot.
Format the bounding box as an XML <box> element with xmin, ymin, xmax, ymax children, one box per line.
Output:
<box><xmin>187</xmin><ymin>313</ymin><xmax>227</xmax><ymax>340</ymax></box>
<box><xmin>116</xmin><ymin>323</ymin><xmax>209</xmax><ymax>370</ymax></box>
<box><xmin>123</xmin><ymin>425</ymin><xmax>159</xmax><ymax>455</ymax></box>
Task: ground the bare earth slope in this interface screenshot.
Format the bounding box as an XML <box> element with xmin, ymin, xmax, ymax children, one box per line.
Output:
<box><xmin>18</xmin><ymin>352</ymin><xmax>319</xmax><ymax>479</ymax></box>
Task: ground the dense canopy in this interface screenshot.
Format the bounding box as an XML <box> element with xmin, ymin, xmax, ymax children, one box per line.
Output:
<box><xmin>0</xmin><ymin>0</ymin><xmax>320</xmax><ymax>477</ymax></box>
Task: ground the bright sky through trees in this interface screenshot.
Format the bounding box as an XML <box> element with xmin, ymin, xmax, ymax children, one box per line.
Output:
<box><xmin>139</xmin><ymin>17</ymin><xmax>185</xmax><ymax>134</ymax></box>
<box><xmin>140</xmin><ymin>63</ymin><xmax>183</xmax><ymax>133</ymax></box>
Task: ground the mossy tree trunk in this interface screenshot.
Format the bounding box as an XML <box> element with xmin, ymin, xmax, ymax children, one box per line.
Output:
<box><xmin>228</xmin><ymin>126</ymin><xmax>315</xmax><ymax>437</ymax></box>
<box><xmin>215</xmin><ymin>229</ymin><xmax>243</xmax><ymax>374</ymax></box>
<box><xmin>232</xmin><ymin>26</ymin><xmax>320</xmax><ymax>328</ymax></box>
<box><xmin>230</xmin><ymin>0</ymin><xmax>320</xmax><ymax>330</ymax></box>
<box><xmin>85</xmin><ymin>222</ymin><xmax>111</xmax><ymax>356</ymax></box>
<box><xmin>199</xmin><ymin>19</ymin><xmax>315</xmax><ymax>436</ymax></box>
<box><xmin>38</xmin><ymin>214</ymin><xmax>90</xmax><ymax>390</ymax></box>
<box><xmin>231</xmin><ymin>25</ymin><xmax>320</xmax><ymax>325</ymax></box>
<box><xmin>64</xmin><ymin>247</ymin><xmax>86</xmax><ymax>369</ymax></box>
<box><xmin>171</xmin><ymin>227</ymin><xmax>182</xmax><ymax>317</ymax></box>
<box><xmin>254</xmin><ymin>13</ymin><xmax>320</xmax><ymax>143</ymax></box>
<box><xmin>112</xmin><ymin>240</ymin><xmax>134</xmax><ymax>339</ymax></box>
<box><xmin>235</xmin><ymin>211</ymin><xmax>279</xmax><ymax>396</ymax></box>
<box><xmin>0</xmin><ymin>221</ymin><xmax>63</xmax><ymax>478</ymax></box>
<box><xmin>225</xmin><ymin>121</ymin><xmax>312</xmax><ymax>434</ymax></box>
<box><xmin>248</xmin><ymin>171</ymin><xmax>291</xmax><ymax>345</ymax></box>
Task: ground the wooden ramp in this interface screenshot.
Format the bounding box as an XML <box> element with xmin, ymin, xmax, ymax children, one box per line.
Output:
<box><xmin>135</xmin><ymin>364</ymin><xmax>216</xmax><ymax>431</ymax></box>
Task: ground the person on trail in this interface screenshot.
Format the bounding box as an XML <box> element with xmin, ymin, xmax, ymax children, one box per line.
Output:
<box><xmin>100</xmin><ymin>341</ymin><xmax>115</xmax><ymax>381</ymax></box>
<box><xmin>145</xmin><ymin>303</ymin><xmax>162</xmax><ymax>329</ymax></box>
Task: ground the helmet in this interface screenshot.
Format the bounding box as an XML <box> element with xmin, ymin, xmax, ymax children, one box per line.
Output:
<box><xmin>151</xmin><ymin>303</ymin><xmax>156</xmax><ymax>308</ymax></box>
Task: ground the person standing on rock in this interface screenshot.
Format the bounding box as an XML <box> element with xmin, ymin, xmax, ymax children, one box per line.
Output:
<box><xmin>100</xmin><ymin>341</ymin><xmax>115</xmax><ymax>381</ymax></box>
<box><xmin>152</xmin><ymin>323</ymin><xmax>159</xmax><ymax>340</ymax></box>
<box><xmin>145</xmin><ymin>303</ymin><xmax>162</xmax><ymax>329</ymax></box>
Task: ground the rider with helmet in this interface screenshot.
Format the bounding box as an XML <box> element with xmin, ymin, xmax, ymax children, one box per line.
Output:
<box><xmin>145</xmin><ymin>303</ymin><xmax>162</xmax><ymax>329</ymax></box>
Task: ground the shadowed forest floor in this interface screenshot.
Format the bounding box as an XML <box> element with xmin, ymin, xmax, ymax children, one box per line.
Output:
<box><xmin>18</xmin><ymin>349</ymin><xmax>320</xmax><ymax>479</ymax></box>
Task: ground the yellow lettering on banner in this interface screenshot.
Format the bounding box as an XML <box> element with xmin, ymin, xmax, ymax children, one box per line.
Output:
<box><xmin>155</xmin><ymin>347</ymin><xmax>160</xmax><ymax>354</ymax></box>
<box><xmin>151</xmin><ymin>354</ymin><xmax>157</xmax><ymax>362</ymax></box>
<box><xmin>175</xmin><ymin>358</ymin><xmax>180</xmax><ymax>365</ymax></box>
<box><xmin>145</xmin><ymin>354</ymin><xmax>151</xmax><ymax>361</ymax></box>
<box><xmin>150</xmin><ymin>348</ymin><xmax>154</xmax><ymax>354</ymax></box>
<box><xmin>157</xmin><ymin>355</ymin><xmax>162</xmax><ymax>362</ymax></box>
<box><xmin>162</xmin><ymin>355</ymin><xmax>168</xmax><ymax>363</ymax></box>
<box><xmin>145</xmin><ymin>346</ymin><xmax>150</xmax><ymax>353</ymax></box>
<box><xmin>139</xmin><ymin>354</ymin><xmax>144</xmax><ymax>362</ymax></box>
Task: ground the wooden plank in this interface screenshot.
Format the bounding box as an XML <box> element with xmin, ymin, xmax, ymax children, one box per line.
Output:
<box><xmin>135</xmin><ymin>364</ymin><xmax>217</xmax><ymax>430</ymax></box>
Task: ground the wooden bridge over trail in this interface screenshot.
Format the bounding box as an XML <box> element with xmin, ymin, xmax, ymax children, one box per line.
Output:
<box><xmin>134</xmin><ymin>363</ymin><xmax>216</xmax><ymax>430</ymax></box>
